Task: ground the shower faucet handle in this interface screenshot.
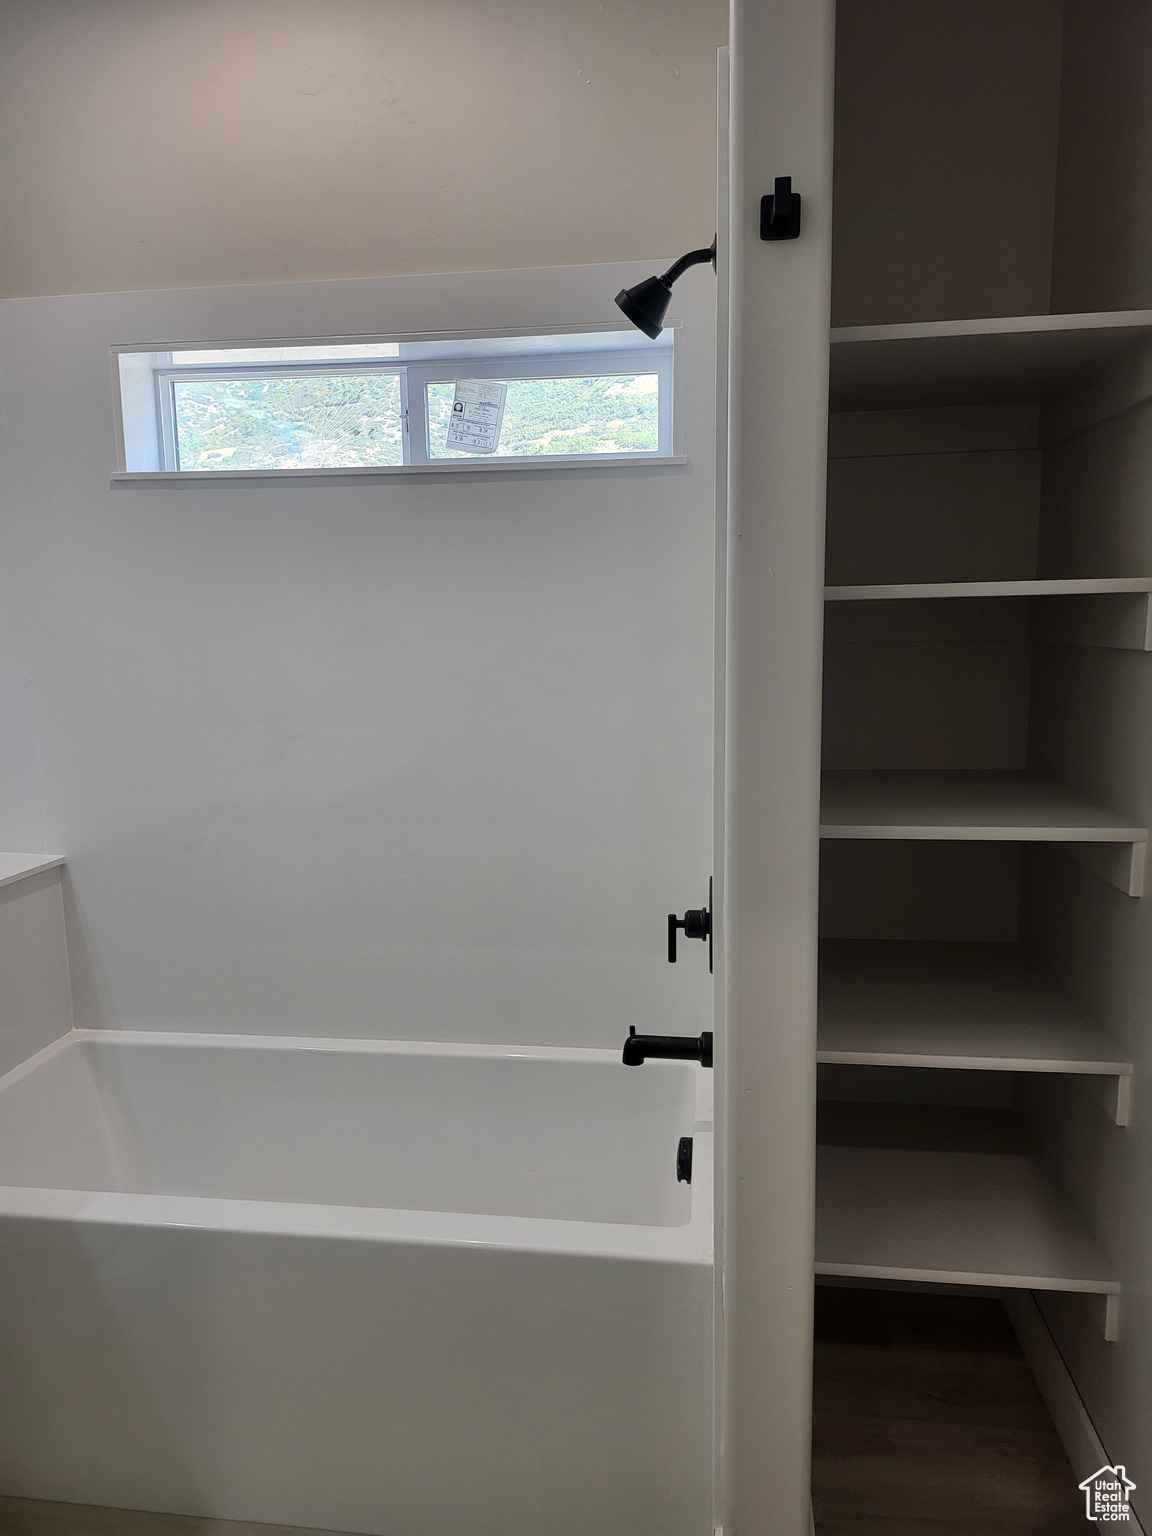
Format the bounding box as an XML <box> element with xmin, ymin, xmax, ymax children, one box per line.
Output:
<box><xmin>668</xmin><ymin>878</ymin><xmax>713</xmax><ymax>971</ymax></box>
<box><xmin>668</xmin><ymin>908</ymin><xmax>709</xmax><ymax>962</ymax></box>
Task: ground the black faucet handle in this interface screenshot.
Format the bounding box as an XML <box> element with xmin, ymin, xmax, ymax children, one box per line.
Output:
<box><xmin>668</xmin><ymin>883</ymin><xmax>712</xmax><ymax>968</ymax></box>
<box><xmin>668</xmin><ymin>908</ymin><xmax>709</xmax><ymax>962</ymax></box>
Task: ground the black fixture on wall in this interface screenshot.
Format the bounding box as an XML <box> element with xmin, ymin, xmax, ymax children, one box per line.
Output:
<box><xmin>668</xmin><ymin>878</ymin><xmax>713</xmax><ymax>971</ymax></box>
<box><xmin>614</xmin><ymin>178</ymin><xmax>800</xmax><ymax>339</ymax></box>
<box><xmin>622</xmin><ymin>1027</ymin><xmax>713</xmax><ymax>1068</ymax></box>
<box><xmin>760</xmin><ymin>176</ymin><xmax>802</xmax><ymax>241</ymax></box>
<box><xmin>614</xmin><ymin>239</ymin><xmax>716</xmax><ymax>339</ymax></box>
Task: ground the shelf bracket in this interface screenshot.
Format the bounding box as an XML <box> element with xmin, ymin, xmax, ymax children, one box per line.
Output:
<box><xmin>1082</xmin><ymin>1071</ymin><xmax>1135</xmax><ymax>1128</ymax></box>
<box><xmin>1062</xmin><ymin>839</ymin><xmax>1146</xmax><ymax>898</ymax></box>
<box><xmin>1108</xmin><ymin>1071</ymin><xmax>1133</xmax><ymax>1129</ymax></box>
<box><xmin>1087</xmin><ymin>1291</ymin><xmax>1121</xmax><ymax>1344</ymax></box>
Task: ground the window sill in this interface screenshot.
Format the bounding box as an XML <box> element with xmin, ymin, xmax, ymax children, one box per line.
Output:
<box><xmin>111</xmin><ymin>455</ymin><xmax>688</xmax><ymax>487</ymax></box>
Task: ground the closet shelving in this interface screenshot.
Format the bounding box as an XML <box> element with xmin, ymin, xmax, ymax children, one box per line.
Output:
<box><xmin>820</xmin><ymin>769</ymin><xmax>1148</xmax><ymax>897</ymax></box>
<box><xmin>815</xmin><ymin>309</ymin><xmax>1152</xmax><ymax>1325</ymax></box>
<box><xmin>818</xmin><ymin>940</ymin><xmax>1133</xmax><ymax>1124</ymax></box>
<box><xmin>821</xmin><ymin>767</ymin><xmax>1146</xmax><ymax>841</ymax></box>
<box><xmin>829</xmin><ymin>310</ymin><xmax>1152</xmax><ymax>413</ymax></box>
<box><xmin>826</xmin><ymin>579</ymin><xmax>1152</xmax><ymax>657</ymax></box>
<box><xmin>827</xmin><ymin>576</ymin><xmax>1152</xmax><ymax>601</ymax></box>
<box><xmin>815</xmin><ymin>1141</ymin><xmax>1119</xmax><ymax>1313</ymax></box>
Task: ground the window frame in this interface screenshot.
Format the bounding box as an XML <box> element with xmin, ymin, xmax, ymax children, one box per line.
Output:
<box><xmin>144</xmin><ymin>342</ymin><xmax>673</xmax><ymax>475</ymax></box>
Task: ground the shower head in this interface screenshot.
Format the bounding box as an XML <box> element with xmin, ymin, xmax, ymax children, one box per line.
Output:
<box><xmin>614</xmin><ymin>237</ymin><xmax>717</xmax><ymax>339</ymax></box>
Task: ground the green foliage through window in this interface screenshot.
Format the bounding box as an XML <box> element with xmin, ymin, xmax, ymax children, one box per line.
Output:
<box><xmin>172</xmin><ymin>373</ymin><xmax>404</xmax><ymax>471</ymax></box>
<box><xmin>159</xmin><ymin>358</ymin><xmax>665</xmax><ymax>472</ymax></box>
<box><xmin>426</xmin><ymin>374</ymin><xmax>659</xmax><ymax>458</ymax></box>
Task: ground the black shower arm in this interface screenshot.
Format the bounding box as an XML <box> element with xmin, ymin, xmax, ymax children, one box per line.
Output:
<box><xmin>660</xmin><ymin>239</ymin><xmax>717</xmax><ymax>288</ymax></box>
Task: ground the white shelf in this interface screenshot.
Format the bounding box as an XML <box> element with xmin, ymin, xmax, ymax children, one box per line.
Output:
<box><xmin>818</xmin><ymin>940</ymin><xmax>1132</xmax><ymax>1122</ymax></box>
<box><xmin>825</xmin><ymin>576</ymin><xmax>1152</xmax><ymax>601</ymax></box>
<box><xmin>820</xmin><ymin>771</ymin><xmax>1148</xmax><ymax>895</ymax></box>
<box><xmin>823</xmin><ymin>579</ymin><xmax>1152</xmax><ymax>651</ymax></box>
<box><xmin>820</xmin><ymin>770</ymin><xmax>1145</xmax><ymax>841</ymax></box>
<box><xmin>816</xmin><ymin>1142</ymin><xmax>1118</xmax><ymax>1296</ymax></box>
<box><xmin>0</xmin><ymin>854</ymin><xmax>65</xmax><ymax>890</ymax></box>
<box><xmin>830</xmin><ymin>309</ymin><xmax>1152</xmax><ymax>412</ymax></box>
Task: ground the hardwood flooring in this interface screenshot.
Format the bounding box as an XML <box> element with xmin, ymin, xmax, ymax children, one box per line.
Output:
<box><xmin>812</xmin><ymin>1285</ymin><xmax>1087</xmax><ymax>1536</ymax></box>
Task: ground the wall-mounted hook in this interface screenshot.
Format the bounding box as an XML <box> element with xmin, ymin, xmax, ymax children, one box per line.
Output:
<box><xmin>760</xmin><ymin>176</ymin><xmax>802</xmax><ymax>241</ymax></box>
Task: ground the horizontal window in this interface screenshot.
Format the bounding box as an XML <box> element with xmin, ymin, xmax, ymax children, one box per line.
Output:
<box><xmin>115</xmin><ymin>332</ymin><xmax>674</xmax><ymax>476</ymax></box>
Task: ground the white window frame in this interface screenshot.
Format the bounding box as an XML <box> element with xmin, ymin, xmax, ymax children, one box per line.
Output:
<box><xmin>125</xmin><ymin>336</ymin><xmax>676</xmax><ymax>479</ymax></box>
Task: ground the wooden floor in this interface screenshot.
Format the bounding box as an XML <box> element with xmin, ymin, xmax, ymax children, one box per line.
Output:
<box><xmin>0</xmin><ymin>1500</ymin><xmax>349</xmax><ymax>1536</ymax></box>
<box><xmin>812</xmin><ymin>1286</ymin><xmax>1086</xmax><ymax>1536</ymax></box>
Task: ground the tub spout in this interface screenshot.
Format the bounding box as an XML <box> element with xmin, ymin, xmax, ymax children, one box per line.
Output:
<box><xmin>622</xmin><ymin>1027</ymin><xmax>713</xmax><ymax>1068</ymax></box>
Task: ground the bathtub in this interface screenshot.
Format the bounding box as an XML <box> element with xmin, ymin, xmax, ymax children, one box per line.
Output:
<box><xmin>0</xmin><ymin>1031</ymin><xmax>713</xmax><ymax>1536</ymax></box>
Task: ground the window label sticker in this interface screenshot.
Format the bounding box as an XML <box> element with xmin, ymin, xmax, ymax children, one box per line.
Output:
<box><xmin>445</xmin><ymin>380</ymin><xmax>507</xmax><ymax>455</ymax></box>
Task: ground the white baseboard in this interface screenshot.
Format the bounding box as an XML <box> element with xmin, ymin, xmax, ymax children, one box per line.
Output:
<box><xmin>1003</xmin><ymin>1289</ymin><xmax>1144</xmax><ymax>1535</ymax></box>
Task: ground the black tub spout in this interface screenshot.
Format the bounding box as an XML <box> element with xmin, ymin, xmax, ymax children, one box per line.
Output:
<box><xmin>622</xmin><ymin>1027</ymin><xmax>713</xmax><ymax>1068</ymax></box>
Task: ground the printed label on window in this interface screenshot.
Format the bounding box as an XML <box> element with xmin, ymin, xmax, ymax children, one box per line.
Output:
<box><xmin>445</xmin><ymin>380</ymin><xmax>508</xmax><ymax>455</ymax></box>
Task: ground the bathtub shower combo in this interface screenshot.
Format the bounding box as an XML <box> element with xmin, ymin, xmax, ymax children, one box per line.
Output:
<box><xmin>0</xmin><ymin>244</ymin><xmax>724</xmax><ymax>1534</ymax></box>
<box><xmin>0</xmin><ymin>1029</ymin><xmax>713</xmax><ymax>1535</ymax></box>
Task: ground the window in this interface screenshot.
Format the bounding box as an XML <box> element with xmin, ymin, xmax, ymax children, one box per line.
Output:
<box><xmin>424</xmin><ymin>372</ymin><xmax>659</xmax><ymax>460</ymax></box>
<box><xmin>168</xmin><ymin>369</ymin><xmax>406</xmax><ymax>472</ymax></box>
<box><xmin>115</xmin><ymin>332</ymin><xmax>674</xmax><ymax>476</ymax></box>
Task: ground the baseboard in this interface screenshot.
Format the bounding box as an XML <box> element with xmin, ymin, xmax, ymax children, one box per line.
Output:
<box><xmin>1003</xmin><ymin>1290</ymin><xmax>1144</xmax><ymax>1535</ymax></box>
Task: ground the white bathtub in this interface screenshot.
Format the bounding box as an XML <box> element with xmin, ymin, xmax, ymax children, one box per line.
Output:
<box><xmin>0</xmin><ymin>1031</ymin><xmax>713</xmax><ymax>1536</ymax></box>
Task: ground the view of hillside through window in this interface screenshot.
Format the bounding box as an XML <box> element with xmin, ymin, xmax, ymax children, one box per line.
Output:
<box><xmin>166</xmin><ymin>365</ymin><xmax>662</xmax><ymax>470</ymax></box>
<box><xmin>172</xmin><ymin>373</ymin><xmax>405</xmax><ymax>471</ymax></box>
<box><xmin>427</xmin><ymin>373</ymin><xmax>659</xmax><ymax>457</ymax></box>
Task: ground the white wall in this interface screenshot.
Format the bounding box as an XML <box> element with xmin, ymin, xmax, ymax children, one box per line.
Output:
<box><xmin>0</xmin><ymin>263</ymin><xmax>717</xmax><ymax>1045</ymax></box>
<box><xmin>0</xmin><ymin>0</ymin><xmax>726</xmax><ymax>299</ymax></box>
<box><xmin>1023</xmin><ymin>18</ymin><xmax>1152</xmax><ymax>1510</ymax></box>
<box><xmin>1016</xmin><ymin>386</ymin><xmax>1152</xmax><ymax>1519</ymax></box>
<box><xmin>831</xmin><ymin>0</ymin><xmax>1065</xmax><ymax>326</ymax></box>
<box><xmin>1050</xmin><ymin>0</ymin><xmax>1152</xmax><ymax>313</ymax></box>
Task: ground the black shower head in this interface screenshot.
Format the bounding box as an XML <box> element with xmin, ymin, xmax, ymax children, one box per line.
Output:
<box><xmin>614</xmin><ymin>238</ymin><xmax>716</xmax><ymax>339</ymax></box>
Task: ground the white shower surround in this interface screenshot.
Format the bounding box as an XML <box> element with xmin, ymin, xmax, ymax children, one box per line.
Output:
<box><xmin>0</xmin><ymin>1031</ymin><xmax>713</xmax><ymax>1536</ymax></box>
<box><xmin>0</xmin><ymin>263</ymin><xmax>716</xmax><ymax>1051</ymax></box>
<box><xmin>0</xmin><ymin>262</ymin><xmax>718</xmax><ymax>1530</ymax></box>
